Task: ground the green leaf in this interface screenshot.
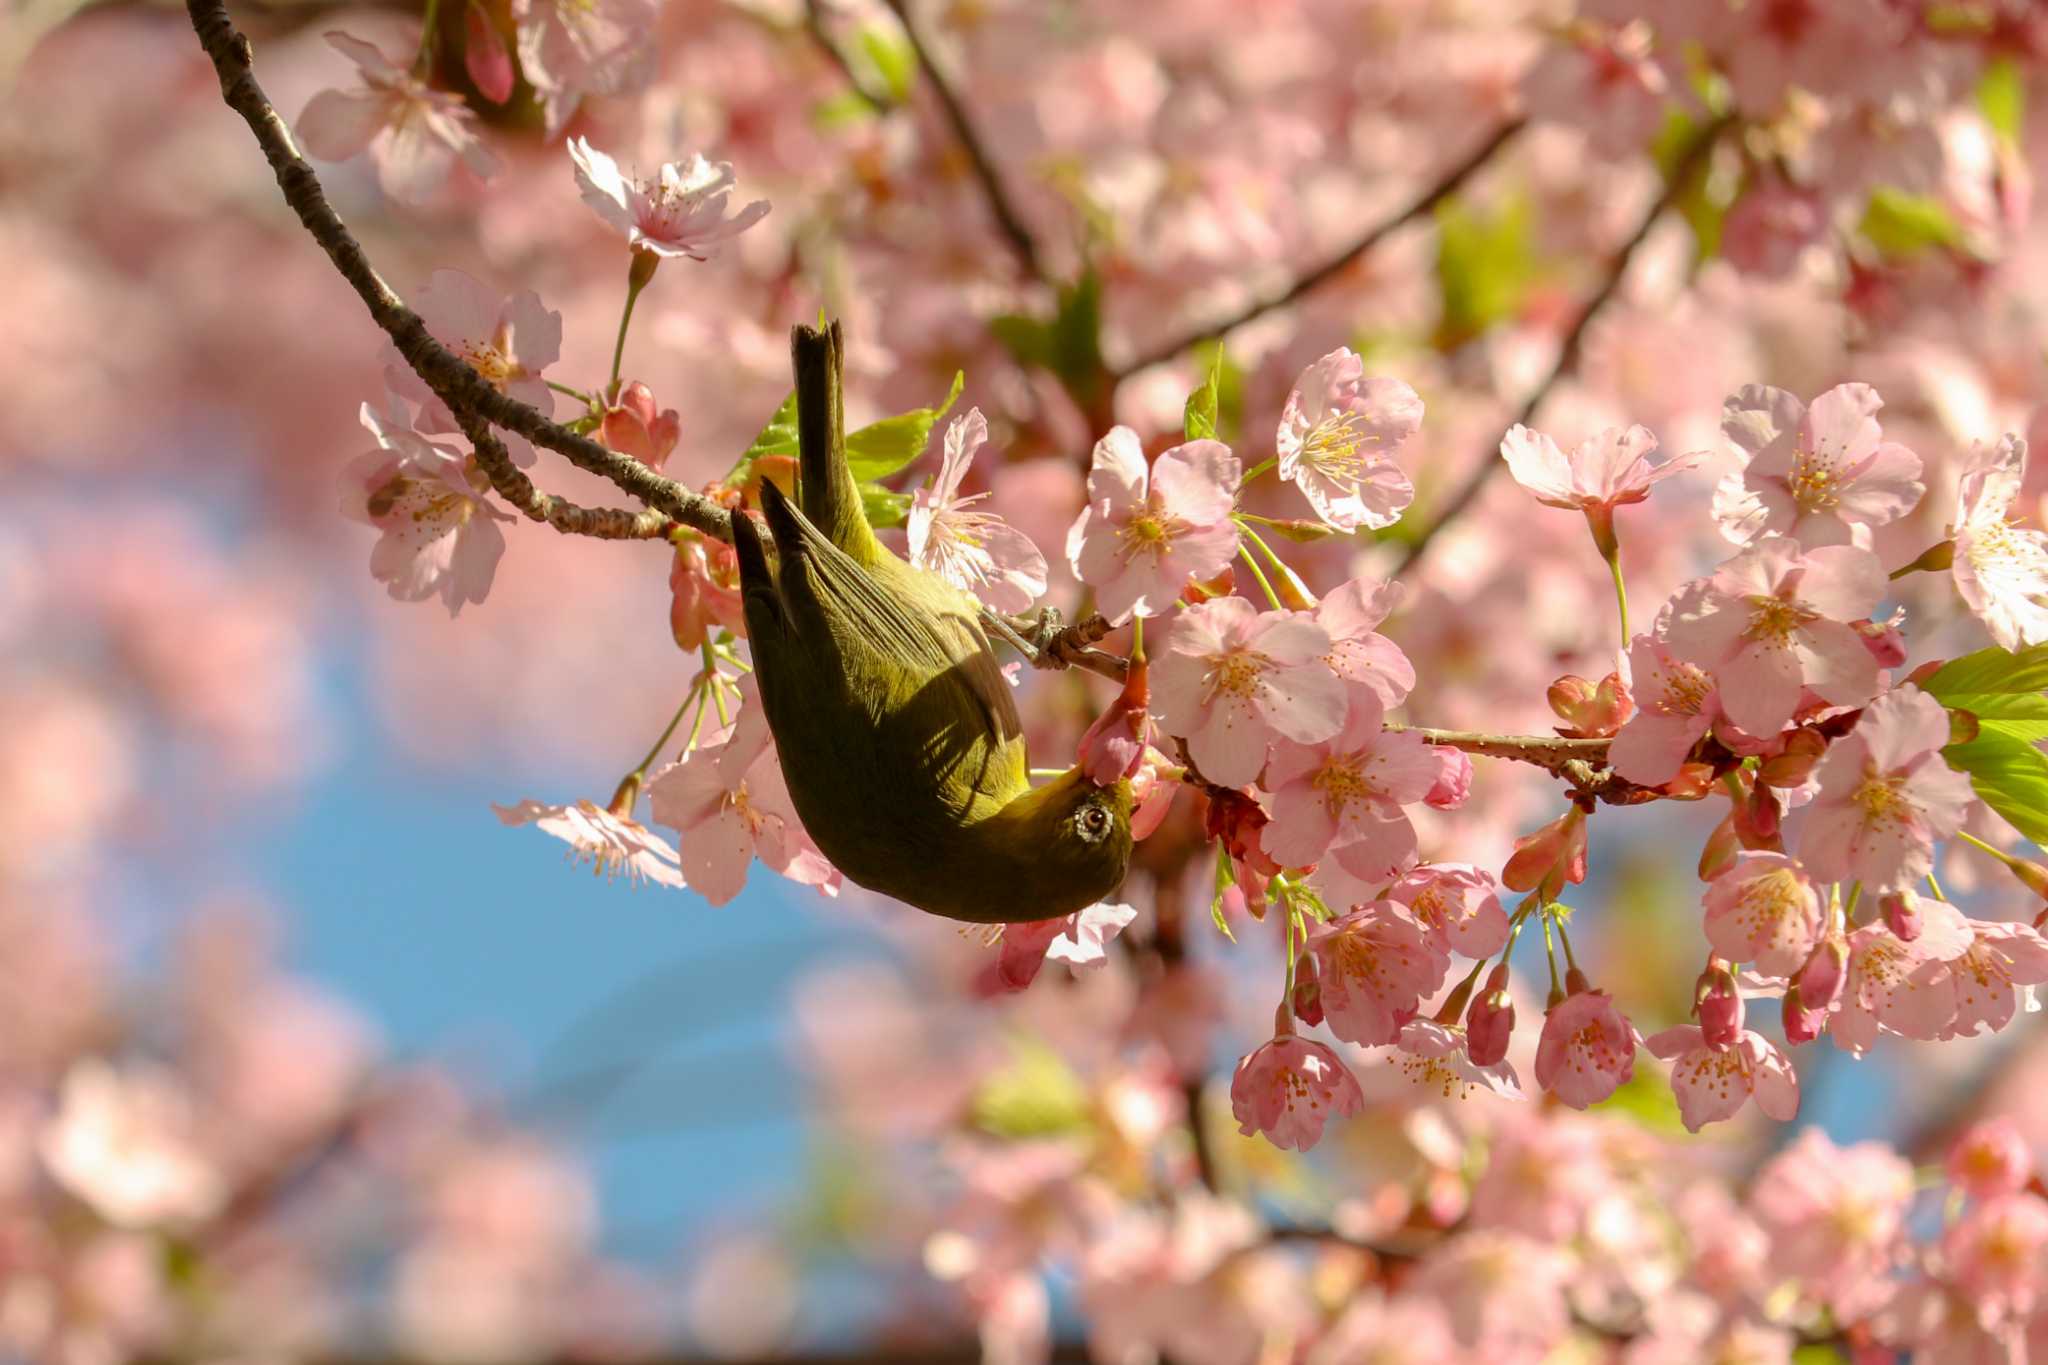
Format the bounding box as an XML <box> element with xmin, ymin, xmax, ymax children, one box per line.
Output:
<box><xmin>857</xmin><ymin>23</ymin><xmax>916</xmax><ymax>103</ymax></box>
<box><xmin>812</xmin><ymin>90</ymin><xmax>876</xmax><ymax>130</ymax></box>
<box><xmin>1184</xmin><ymin>346</ymin><xmax>1221</xmax><ymax>442</ymax></box>
<box><xmin>1591</xmin><ymin>1064</ymin><xmax>1688</xmax><ymax>1136</ymax></box>
<box><xmin>860</xmin><ymin>482</ymin><xmax>912</xmax><ymax>530</ymax></box>
<box><xmin>844</xmin><ymin>371</ymin><xmax>964</xmax><ymax>482</ymax></box>
<box><xmin>1652</xmin><ymin>110</ymin><xmax>1735</xmax><ymax>264</ymax></box>
<box><xmin>727</xmin><ymin>390</ymin><xmax>799</xmax><ymax>482</ymax></box>
<box><xmin>1433</xmin><ymin>191</ymin><xmax>1536</xmax><ymax>350</ymax></box>
<box><xmin>1980</xmin><ymin>57</ymin><xmax>2025</xmax><ymax>147</ymax></box>
<box><xmin>1790</xmin><ymin>1345</ymin><xmax>1850</xmax><ymax>1365</ymax></box>
<box><xmin>1211</xmin><ymin>843</ymin><xmax>1238</xmax><ymax>943</ymax></box>
<box><xmin>970</xmin><ymin>1037</ymin><xmax>1093</xmax><ymax>1139</ymax></box>
<box><xmin>992</xmin><ymin>271</ymin><xmax>1107</xmax><ymax>412</ymax></box>
<box><xmin>1860</xmin><ymin>188</ymin><xmax>1964</xmax><ymax>260</ymax></box>
<box><xmin>1924</xmin><ymin>646</ymin><xmax>2048</xmax><ymax>845</ymax></box>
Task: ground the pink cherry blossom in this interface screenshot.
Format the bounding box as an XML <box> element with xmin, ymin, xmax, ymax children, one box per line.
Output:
<box><xmin>1663</xmin><ymin>538</ymin><xmax>1886</xmax><ymax>739</ymax></box>
<box><xmin>514</xmin><ymin>0</ymin><xmax>655</xmax><ymax>131</ymax></box>
<box><xmin>601</xmin><ymin>381</ymin><xmax>681</xmax><ymax>471</ymax></box>
<box><xmin>1229</xmin><ymin>1029</ymin><xmax>1363</xmax><ymax>1151</ymax></box>
<box><xmin>1608</xmin><ymin>634</ymin><xmax>1722</xmax><ymax>785</ymax></box>
<box><xmin>668</xmin><ymin>536</ymin><xmax>744</xmax><ymax>651</ymax></box>
<box><xmin>1945</xmin><ymin>920</ymin><xmax>2048</xmax><ymax>1039</ymax></box>
<box><xmin>1702</xmin><ymin>851</ymin><xmax>1823</xmax><ymax>977</ymax></box>
<box><xmin>1520</xmin><ymin>19</ymin><xmax>1669</xmax><ymax>157</ymax></box>
<box><xmin>1498</xmin><ymin>422</ymin><xmax>1701</xmax><ymax>553</ymax></box>
<box><xmin>1423</xmin><ymin>747</ymin><xmax>1472</xmax><ymax>811</ymax></box>
<box><xmin>341</xmin><ymin>397</ymin><xmax>512</xmax><ymax>616</ymax></box>
<box><xmin>462</xmin><ymin>0</ymin><xmax>515</xmax><ymax>104</ymax></box>
<box><xmin>1712</xmin><ymin>383</ymin><xmax>1925</xmax><ymax>548</ymax></box>
<box><xmin>41</xmin><ymin>1060</ymin><xmax>224</xmax><ymax>1229</ymax></box>
<box><xmin>1751</xmin><ymin>1130</ymin><xmax>1913</xmax><ymax>1320</ymax></box>
<box><xmin>1304</xmin><ymin>902</ymin><xmax>1450</xmax><ymax>1047</ymax></box>
<box><xmin>1065</xmin><ymin>427</ymin><xmax>1240</xmax><ymax>624</ymax></box>
<box><xmin>1387</xmin><ymin>1018</ymin><xmax>1522</xmax><ymax>1102</ymax></box>
<box><xmin>386</xmin><ymin>269</ymin><xmax>559</xmax><ymax>459</ymax></box>
<box><xmin>1721</xmin><ymin>175</ymin><xmax>1830</xmax><ymax>277</ymax></box>
<box><xmin>647</xmin><ymin>700</ymin><xmax>837</xmax><ymax>907</ymax></box>
<box><xmin>1942</xmin><ymin>1193</ymin><xmax>2048</xmax><ymax>1327</ymax></box>
<box><xmin>908</xmin><ymin>408</ymin><xmax>1048</xmax><ymax>613</ymax></box>
<box><xmin>1259</xmin><ymin>693</ymin><xmax>1435</xmax><ymax>870</ymax></box>
<box><xmin>298</xmin><ymin>32</ymin><xmax>500</xmax><ymax>202</ymax></box>
<box><xmin>1828</xmin><ymin>908</ymin><xmax>1976</xmax><ymax>1056</ymax></box>
<box><xmin>491</xmin><ymin>797</ymin><xmax>685</xmax><ymax>889</ymax></box>
<box><xmin>1275</xmin><ymin>348</ymin><xmax>1421</xmax><ymax>532</ymax></box>
<box><xmin>1948</xmin><ymin>1118</ymin><xmax>2034</xmax><ymax>1201</ymax></box>
<box><xmin>1802</xmin><ymin>688</ymin><xmax>1978</xmax><ymax>892</ymax></box>
<box><xmin>1386</xmin><ymin>863</ymin><xmax>1509</xmax><ymax>959</ymax></box>
<box><xmin>1645</xmin><ymin>1026</ymin><xmax>1799</xmax><ymax>1132</ymax></box>
<box><xmin>994</xmin><ymin>901</ymin><xmax>1139</xmax><ymax>991</ymax></box>
<box><xmin>1150</xmin><ymin>597</ymin><xmax>1344</xmax><ymax>788</ymax></box>
<box><xmin>1310</xmin><ymin>575</ymin><xmax>1415</xmax><ymax>713</ymax></box>
<box><xmin>1501</xmin><ymin>805</ymin><xmax>1588</xmax><ymax>901</ymax></box>
<box><xmin>1533</xmin><ymin>989</ymin><xmax>1638</xmax><ymax>1108</ymax></box>
<box><xmin>1952</xmin><ymin>433</ymin><xmax>2048</xmax><ymax>650</ymax></box>
<box><xmin>568</xmin><ymin>139</ymin><xmax>770</xmax><ymax>261</ymax></box>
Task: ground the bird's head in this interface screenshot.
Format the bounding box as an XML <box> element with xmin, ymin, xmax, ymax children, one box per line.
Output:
<box><xmin>1004</xmin><ymin>765</ymin><xmax>1133</xmax><ymax>916</ymax></box>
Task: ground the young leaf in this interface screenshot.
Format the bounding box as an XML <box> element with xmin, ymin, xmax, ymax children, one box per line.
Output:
<box><xmin>726</xmin><ymin>390</ymin><xmax>799</xmax><ymax>482</ymax></box>
<box><xmin>844</xmin><ymin>371</ymin><xmax>965</xmax><ymax>482</ymax></box>
<box><xmin>1184</xmin><ymin>346</ymin><xmax>1222</xmax><ymax>442</ymax></box>
<box><xmin>1943</xmin><ymin>731</ymin><xmax>2048</xmax><ymax>845</ymax></box>
<box><xmin>1211</xmin><ymin>842</ymin><xmax>1238</xmax><ymax>943</ymax></box>
<box><xmin>1924</xmin><ymin>645</ymin><xmax>2048</xmax><ymax>843</ymax></box>
<box><xmin>860</xmin><ymin>482</ymin><xmax>913</xmax><ymax>531</ymax></box>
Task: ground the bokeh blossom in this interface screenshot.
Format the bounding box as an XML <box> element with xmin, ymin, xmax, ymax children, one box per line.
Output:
<box><xmin>298</xmin><ymin>32</ymin><xmax>499</xmax><ymax>201</ymax></box>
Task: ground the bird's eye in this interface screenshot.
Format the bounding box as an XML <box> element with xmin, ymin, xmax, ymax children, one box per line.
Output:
<box><xmin>1075</xmin><ymin>804</ymin><xmax>1111</xmax><ymax>843</ymax></box>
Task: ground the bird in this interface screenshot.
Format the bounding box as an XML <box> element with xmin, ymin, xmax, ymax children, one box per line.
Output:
<box><xmin>728</xmin><ymin>320</ymin><xmax>1132</xmax><ymax>924</ymax></box>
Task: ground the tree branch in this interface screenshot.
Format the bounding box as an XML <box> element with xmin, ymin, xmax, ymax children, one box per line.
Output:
<box><xmin>458</xmin><ymin>410</ymin><xmax>679</xmax><ymax>540</ymax></box>
<box><xmin>1111</xmin><ymin>117</ymin><xmax>1529</xmax><ymax>380</ymax></box>
<box><xmin>184</xmin><ymin>0</ymin><xmax>734</xmax><ymax>543</ymax></box>
<box><xmin>803</xmin><ymin>0</ymin><xmax>892</xmax><ymax>112</ymax></box>
<box><xmin>1389</xmin><ymin>115</ymin><xmax>1734</xmax><ymax>580</ymax></box>
<box><xmin>881</xmin><ymin>0</ymin><xmax>1046</xmax><ymax>284</ymax></box>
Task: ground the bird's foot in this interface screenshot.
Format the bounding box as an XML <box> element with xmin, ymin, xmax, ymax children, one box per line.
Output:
<box><xmin>983</xmin><ymin>607</ymin><xmax>1129</xmax><ymax>684</ymax></box>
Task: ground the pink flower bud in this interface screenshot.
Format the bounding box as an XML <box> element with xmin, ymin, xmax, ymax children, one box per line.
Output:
<box><xmin>1781</xmin><ymin>983</ymin><xmax>1826</xmax><ymax>1045</ymax></box>
<box><xmin>1882</xmin><ymin>891</ymin><xmax>1922</xmax><ymax>941</ymax></box>
<box><xmin>1180</xmin><ymin>565</ymin><xmax>1235</xmax><ymax>605</ymax></box>
<box><xmin>1694</xmin><ymin>962</ymin><xmax>1743</xmax><ymax>1051</ymax></box>
<box><xmin>1465</xmin><ymin>963</ymin><xmax>1515</xmax><ymax>1066</ymax></box>
<box><xmin>669</xmin><ymin>535</ymin><xmax>744</xmax><ymax>650</ymax></box>
<box><xmin>602</xmin><ymin>381</ymin><xmax>681</xmax><ymax>470</ymax></box>
<box><xmin>1795</xmin><ymin>933</ymin><xmax>1849</xmax><ymax>1014</ymax></box>
<box><xmin>463</xmin><ymin>0</ymin><xmax>516</xmax><ymax>104</ymax></box>
<box><xmin>1291</xmin><ymin>953</ymin><xmax>1324</xmax><ymax>1028</ymax></box>
<box><xmin>1547</xmin><ymin>671</ymin><xmax>1633</xmax><ymax>738</ymax></box>
<box><xmin>1127</xmin><ymin>747</ymin><xmax>1180</xmax><ymax>841</ymax></box>
<box><xmin>1758</xmin><ymin>727</ymin><xmax>1827</xmax><ymax>788</ymax></box>
<box><xmin>1424</xmin><ymin>746</ymin><xmax>1473</xmax><ymax>811</ymax></box>
<box><xmin>1732</xmin><ymin>777</ymin><xmax>1782</xmax><ymax>850</ymax></box>
<box><xmin>1947</xmin><ymin>1118</ymin><xmax>2033</xmax><ymax>1199</ymax></box>
<box><xmin>1078</xmin><ymin>657</ymin><xmax>1150</xmax><ymax>784</ymax></box>
<box><xmin>2009</xmin><ymin>857</ymin><xmax>2048</xmax><ymax>901</ymax></box>
<box><xmin>1503</xmin><ymin>806</ymin><xmax>1589</xmax><ymax>901</ymax></box>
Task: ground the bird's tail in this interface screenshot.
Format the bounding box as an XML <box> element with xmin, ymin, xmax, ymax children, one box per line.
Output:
<box><xmin>729</xmin><ymin>504</ymin><xmax>783</xmax><ymax>637</ymax></box>
<box><xmin>791</xmin><ymin>321</ymin><xmax>880</xmax><ymax>565</ymax></box>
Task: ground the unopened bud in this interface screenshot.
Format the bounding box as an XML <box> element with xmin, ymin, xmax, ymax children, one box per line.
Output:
<box><xmin>1694</xmin><ymin>962</ymin><xmax>1743</xmax><ymax>1050</ymax></box>
<box><xmin>1547</xmin><ymin>671</ymin><xmax>1633</xmax><ymax>739</ymax></box>
<box><xmin>1698</xmin><ymin>811</ymin><xmax>1741</xmax><ymax>881</ymax></box>
<box><xmin>1503</xmin><ymin>806</ymin><xmax>1589</xmax><ymax>901</ymax></box>
<box><xmin>1733</xmin><ymin>778</ymin><xmax>1782</xmax><ymax>850</ymax></box>
<box><xmin>1882</xmin><ymin>891</ymin><xmax>1922</xmax><ymax>941</ymax></box>
<box><xmin>1465</xmin><ymin>965</ymin><xmax>1516</xmax><ymax>1067</ymax></box>
<box><xmin>1782</xmin><ymin>983</ymin><xmax>1826</xmax><ymax>1045</ymax></box>
<box><xmin>1794</xmin><ymin>934</ymin><xmax>1849</xmax><ymax>1014</ymax></box>
<box><xmin>1291</xmin><ymin>953</ymin><xmax>1324</xmax><ymax>1028</ymax></box>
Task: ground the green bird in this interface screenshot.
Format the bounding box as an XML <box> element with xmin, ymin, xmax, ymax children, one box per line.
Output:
<box><xmin>729</xmin><ymin>321</ymin><xmax>1132</xmax><ymax>923</ymax></box>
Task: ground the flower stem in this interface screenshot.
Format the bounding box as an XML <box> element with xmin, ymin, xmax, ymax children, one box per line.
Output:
<box><xmin>1605</xmin><ymin>547</ymin><xmax>1630</xmax><ymax>641</ymax></box>
<box><xmin>1240</xmin><ymin>456</ymin><xmax>1277</xmax><ymax>483</ymax></box>
<box><xmin>627</xmin><ymin>680</ymin><xmax>707</xmax><ymax>780</ymax></box>
<box><xmin>705</xmin><ymin>640</ymin><xmax>733</xmax><ymax>727</ymax></box>
<box><xmin>1540</xmin><ymin>912</ymin><xmax>1563</xmax><ymax>1006</ymax></box>
<box><xmin>1130</xmin><ymin>615</ymin><xmax>1144</xmax><ymax>665</ymax></box>
<box><xmin>546</xmin><ymin>378</ymin><xmax>597</xmax><ymax>404</ymax></box>
<box><xmin>1237</xmin><ymin>545</ymin><xmax>1283</xmax><ymax>611</ymax></box>
<box><xmin>413</xmin><ymin>0</ymin><xmax>442</xmax><ymax>76</ymax></box>
<box><xmin>1236</xmin><ymin>519</ymin><xmax>1300</xmax><ymax>600</ymax></box>
<box><xmin>608</xmin><ymin>255</ymin><xmax>656</xmax><ymax>400</ymax></box>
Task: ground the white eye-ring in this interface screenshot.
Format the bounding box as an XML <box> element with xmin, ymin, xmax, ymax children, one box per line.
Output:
<box><xmin>1075</xmin><ymin>804</ymin><xmax>1112</xmax><ymax>843</ymax></box>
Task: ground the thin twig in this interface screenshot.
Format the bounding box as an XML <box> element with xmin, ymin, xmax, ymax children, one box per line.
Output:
<box><xmin>803</xmin><ymin>0</ymin><xmax>890</xmax><ymax>112</ymax></box>
<box><xmin>1112</xmin><ymin>117</ymin><xmax>1529</xmax><ymax>380</ymax></box>
<box><xmin>184</xmin><ymin>0</ymin><xmax>733</xmax><ymax>543</ymax></box>
<box><xmin>459</xmin><ymin>410</ymin><xmax>680</xmax><ymax>540</ymax></box>
<box><xmin>882</xmin><ymin>0</ymin><xmax>1046</xmax><ymax>283</ymax></box>
<box><xmin>1389</xmin><ymin>115</ymin><xmax>1734</xmax><ymax>580</ymax></box>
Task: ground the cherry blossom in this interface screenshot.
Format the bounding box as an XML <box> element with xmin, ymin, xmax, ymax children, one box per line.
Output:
<box><xmin>1229</xmin><ymin>1026</ymin><xmax>1363</xmax><ymax>1151</ymax></box>
<box><xmin>602</xmin><ymin>381</ymin><xmax>681</xmax><ymax>471</ymax></box>
<box><xmin>1644</xmin><ymin>1026</ymin><xmax>1800</xmax><ymax>1132</ymax></box>
<box><xmin>994</xmin><ymin>901</ymin><xmax>1139</xmax><ymax>991</ymax></box>
<box><xmin>1150</xmin><ymin>597</ymin><xmax>1344</xmax><ymax>788</ymax></box>
<box><xmin>1802</xmin><ymin>688</ymin><xmax>1979</xmax><ymax>892</ymax></box>
<box><xmin>1387</xmin><ymin>1018</ymin><xmax>1522</xmax><ymax>1102</ymax></box>
<box><xmin>1274</xmin><ymin>348</ymin><xmax>1421</xmax><ymax>532</ymax></box>
<box><xmin>908</xmin><ymin>408</ymin><xmax>1048</xmax><ymax>613</ymax></box>
<box><xmin>1951</xmin><ymin>433</ymin><xmax>2048</xmax><ymax>650</ymax></box>
<box><xmin>1663</xmin><ymin>538</ymin><xmax>1886</xmax><ymax>739</ymax></box>
<box><xmin>1712</xmin><ymin>383</ymin><xmax>1925</xmax><ymax>548</ymax></box>
<box><xmin>1942</xmin><ymin>1193</ymin><xmax>2048</xmax><ymax>1327</ymax></box>
<box><xmin>491</xmin><ymin>798</ymin><xmax>686</xmax><ymax>890</ymax></box>
<box><xmin>1947</xmin><ymin>1119</ymin><xmax>2034</xmax><ymax>1201</ymax></box>
<box><xmin>298</xmin><ymin>32</ymin><xmax>500</xmax><ymax>202</ymax></box>
<box><xmin>1751</xmin><ymin>1130</ymin><xmax>1912</xmax><ymax>1320</ymax></box>
<box><xmin>341</xmin><ymin>397</ymin><xmax>512</xmax><ymax>616</ymax></box>
<box><xmin>1533</xmin><ymin>989</ymin><xmax>1638</xmax><ymax>1109</ymax></box>
<box><xmin>1304</xmin><ymin>902</ymin><xmax>1449</xmax><ymax>1047</ymax></box>
<box><xmin>1386</xmin><ymin>863</ymin><xmax>1510</xmax><ymax>959</ymax></box>
<box><xmin>1066</xmin><ymin>427</ymin><xmax>1240</xmax><ymax>624</ymax></box>
<box><xmin>387</xmin><ymin>269</ymin><xmax>559</xmax><ymax>458</ymax></box>
<box><xmin>1945</xmin><ymin>920</ymin><xmax>2048</xmax><ymax>1039</ymax></box>
<box><xmin>514</xmin><ymin>0</ymin><xmax>655</xmax><ymax>131</ymax></box>
<box><xmin>1309</xmin><ymin>575</ymin><xmax>1415</xmax><ymax>713</ymax></box>
<box><xmin>39</xmin><ymin>1060</ymin><xmax>225</xmax><ymax>1228</ymax></box>
<box><xmin>647</xmin><ymin>704</ymin><xmax>837</xmax><ymax>907</ymax></box>
<box><xmin>1701</xmin><ymin>851</ymin><xmax>1823</xmax><ymax>977</ymax></box>
<box><xmin>1521</xmin><ymin>19</ymin><xmax>1669</xmax><ymax>157</ymax></box>
<box><xmin>668</xmin><ymin>536</ymin><xmax>744</xmax><ymax>651</ymax></box>
<box><xmin>1498</xmin><ymin>422</ymin><xmax>1700</xmax><ymax>554</ymax></box>
<box><xmin>1608</xmin><ymin>634</ymin><xmax>1721</xmax><ymax>785</ymax></box>
<box><xmin>568</xmin><ymin>140</ymin><xmax>770</xmax><ymax>261</ymax></box>
<box><xmin>1258</xmin><ymin>693</ymin><xmax>1435</xmax><ymax>871</ymax></box>
<box><xmin>1829</xmin><ymin>906</ymin><xmax>1977</xmax><ymax>1056</ymax></box>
